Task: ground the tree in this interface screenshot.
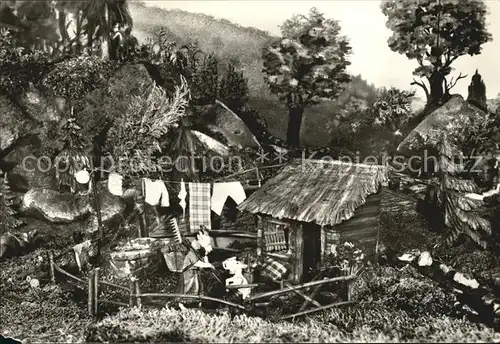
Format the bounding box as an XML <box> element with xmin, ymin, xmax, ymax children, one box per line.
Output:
<box><xmin>191</xmin><ymin>53</ymin><xmax>219</xmax><ymax>106</ymax></box>
<box><xmin>262</xmin><ymin>7</ymin><xmax>351</xmax><ymax>147</ymax></box>
<box><xmin>0</xmin><ymin>172</ymin><xmax>23</xmax><ymax>235</ymax></box>
<box><xmin>54</xmin><ymin>114</ymin><xmax>91</xmax><ymax>193</ymax></box>
<box><xmin>219</xmin><ymin>63</ymin><xmax>249</xmax><ymax>113</ymax></box>
<box><xmin>79</xmin><ymin>0</ymin><xmax>132</xmax><ymax>58</ymax></box>
<box><xmin>381</xmin><ymin>0</ymin><xmax>492</xmax><ymax>109</ymax></box>
<box><xmin>105</xmin><ymin>78</ymin><xmax>190</xmax><ymax>177</ymax></box>
<box><xmin>467</xmin><ymin>69</ymin><xmax>487</xmax><ymax>112</ymax></box>
<box><xmin>329</xmin><ymin>87</ymin><xmax>415</xmax><ymax>157</ymax></box>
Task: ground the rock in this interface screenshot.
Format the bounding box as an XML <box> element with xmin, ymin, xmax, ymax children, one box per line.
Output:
<box><xmin>203</xmin><ymin>100</ymin><xmax>262</xmax><ymax>149</ymax></box>
<box><xmin>4</xmin><ymin>136</ymin><xmax>59</xmax><ymax>191</ymax></box>
<box><xmin>0</xmin><ymin>96</ymin><xmax>37</xmax><ymax>152</ymax></box>
<box><xmin>21</xmin><ymin>189</ymin><xmax>92</xmax><ymax>223</ymax></box>
<box><xmin>417</xmin><ymin>251</ymin><xmax>433</xmax><ymax>267</ymax></box>
<box><xmin>20</xmin><ymin>188</ymin><xmax>126</xmax><ymax>225</ymax></box>
<box><xmin>87</xmin><ymin>191</ymin><xmax>127</xmax><ymax>233</ymax></box>
<box><xmin>19</xmin><ymin>84</ymin><xmax>64</xmax><ymax>123</ymax></box>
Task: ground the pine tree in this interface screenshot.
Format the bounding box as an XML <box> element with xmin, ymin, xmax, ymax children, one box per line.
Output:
<box><xmin>219</xmin><ymin>63</ymin><xmax>249</xmax><ymax>113</ymax></box>
<box><xmin>191</xmin><ymin>53</ymin><xmax>219</xmax><ymax>106</ymax></box>
<box><xmin>0</xmin><ymin>171</ymin><xmax>23</xmax><ymax>234</ymax></box>
<box><xmin>433</xmin><ymin>133</ymin><xmax>494</xmax><ymax>250</ymax></box>
<box><xmin>55</xmin><ymin>113</ymin><xmax>91</xmax><ymax>193</ymax></box>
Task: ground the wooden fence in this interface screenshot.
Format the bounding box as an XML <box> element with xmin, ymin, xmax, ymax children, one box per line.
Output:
<box><xmin>45</xmin><ymin>235</ymin><xmax>357</xmax><ymax>320</ymax></box>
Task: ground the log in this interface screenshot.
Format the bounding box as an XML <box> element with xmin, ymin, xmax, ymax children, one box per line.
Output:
<box><xmin>395</xmin><ymin>251</ymin><xmax>500</xmax><ymax>329</ymax></box>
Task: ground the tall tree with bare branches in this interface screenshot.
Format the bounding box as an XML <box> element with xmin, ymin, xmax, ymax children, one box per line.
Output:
<box><xmin>381</xmin><ymin>0</ymin><xmax>492</xmax><ymax>110</ymax></box>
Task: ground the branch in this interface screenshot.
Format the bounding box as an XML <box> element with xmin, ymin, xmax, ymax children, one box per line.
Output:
<box><xmin>445</xmin><ymin>72</ymin><xmax>468</xmax><ymax>94</ymax></box>
<box><xmin>411</xmin><ymin>78</ymin><xmax>429</xmax><ymax>98</ymax></box>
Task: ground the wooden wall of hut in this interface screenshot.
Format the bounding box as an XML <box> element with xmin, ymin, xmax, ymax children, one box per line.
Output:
<box><xmin>323</xmin><ymin>192</ymin><xmax>382</xmax><ymax>261</ymax></box>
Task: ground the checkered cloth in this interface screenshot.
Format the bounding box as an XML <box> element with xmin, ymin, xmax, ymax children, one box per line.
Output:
<box><xmin>260</xmin><ymin>258</ymin><xmax>288</xmax><ymax>281</ymax></box>
<box><xmin>188</xmin><ymin>183</ymin><xmax>212</xmax><ymax>231</ymax></box>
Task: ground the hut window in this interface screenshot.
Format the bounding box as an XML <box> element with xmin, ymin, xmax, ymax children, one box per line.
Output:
<box><xmin>264</xmin><ymin>223</ymin><xmax>289</xmax><ymax>252</ymax></box>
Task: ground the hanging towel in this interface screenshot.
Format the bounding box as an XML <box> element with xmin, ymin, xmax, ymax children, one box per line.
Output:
<box><xmin>144</xmin><ymin>179</ymin><xmax>169</xmax><ymax>207</ymax></box>
<box><xmin>178</xmin><ymin>179</ymin><xmax>187</xmax><ymax>220</ymax></box>
<box><xmin>211</xmin><ymin>182</ymin><xmax>247</xmax><ymax>216</ymax></box>
<box><xmin>189</xmin><ymin>183</ymin><xmax>212</xmax><ymax>231</ymax></box>
<box><xmin>108</xmin><ymin>173</ymin><xmax>123</xmax><ymax>196</ymax></box>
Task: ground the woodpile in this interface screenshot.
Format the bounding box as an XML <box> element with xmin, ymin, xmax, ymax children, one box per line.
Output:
<box><xmin>396</xmin><ymin>250</ymin><xmax>500</xmax><ymax>330</ymax></box>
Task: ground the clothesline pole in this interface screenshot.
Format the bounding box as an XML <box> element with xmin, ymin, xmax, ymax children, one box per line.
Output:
<box><xmin>91</xmin><ymin>169</ymin><xmax>104</xmax><ymax>266</ymax></box>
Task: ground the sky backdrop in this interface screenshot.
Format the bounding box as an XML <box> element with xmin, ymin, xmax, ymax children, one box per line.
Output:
<box><xmin>144</xmin><ymin>0</ymin><xmax>500</xmax><ymax>100</ymax></box>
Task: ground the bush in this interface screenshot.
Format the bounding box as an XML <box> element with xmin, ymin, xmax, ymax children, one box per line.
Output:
<box><xmin>0</xmin><ymin>29</ymin><xmax>51</xmax><ymax>96</ymax></box>
<box><xmin>40</xmin><ymin>56</ymin><xmax>116</xmax><ymax>100</ymax></box>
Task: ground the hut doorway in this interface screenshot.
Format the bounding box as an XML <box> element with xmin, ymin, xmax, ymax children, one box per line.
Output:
<box><xmin>302</xmin><ymin>222</ymin><xmax>322</xmax><ymax>281</ymax></box>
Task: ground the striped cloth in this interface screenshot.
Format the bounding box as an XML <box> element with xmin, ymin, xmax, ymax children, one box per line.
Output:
<box><xmin>260</xmin><ymin>258</ymin><xmax>288</xmax><ymax>281</ymax></box>
<box><xmin>189</xmin><ymin>183</ymin><xmax>212</xmax><ymax>231</ymax></box>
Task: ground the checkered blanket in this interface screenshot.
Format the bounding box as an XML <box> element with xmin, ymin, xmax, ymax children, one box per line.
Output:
<box><xmin>188</xmin><ymin>183</ymin><xmax>212</xmax><ymax>231</ymax></box>
<box><xmin>260</xmin><ymin>258</ymin><xmax>288</xmax><ymax>281</ymax></box>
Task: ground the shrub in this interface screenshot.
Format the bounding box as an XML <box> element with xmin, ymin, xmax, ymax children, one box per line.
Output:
<box><xmin>40</xmin><ymin>56</ymin><xmax>116</xmax><ymax>100</ymax></box>
<box><xmin>0</xmin><ymin>29</ymin><xmax>51</xmax><ymax>96</ymax></box>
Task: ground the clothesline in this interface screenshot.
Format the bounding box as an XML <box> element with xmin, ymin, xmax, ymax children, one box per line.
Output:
<box><xmin>92</xmin><ymin>163</ymin><xmax>286</xmax><ymax>185</ymax></box>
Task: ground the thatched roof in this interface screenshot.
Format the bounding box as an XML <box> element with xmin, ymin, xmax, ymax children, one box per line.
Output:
<box><xmin>238</xmin><ymin>159</ymin><xmax>388</xmax><ymax>227</ymax></box>
<box><xmin>397</xmin><ymin>95</ymin><xmax>488</xmax><ymax>155</ymax></box>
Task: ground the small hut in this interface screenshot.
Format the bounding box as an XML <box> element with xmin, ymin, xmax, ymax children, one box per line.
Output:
<box><xmin>238</xmin><ymin>159</ymin><xmax>388</xmax><ymax>283</ymax></box>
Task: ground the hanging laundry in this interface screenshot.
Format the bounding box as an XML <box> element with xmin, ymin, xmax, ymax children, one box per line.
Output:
<box><xmin>211</xmin><ymin>182</ymin><xmax>247</xmax><ymax>216</ymax></box>
<box><xmin>144</xmin><ymin>179</ymin><xmax>169</xmax><ymax>207</ymax></box>
<box><xmin>108</xmin><ymin>173</ymin><xmax>123</xmax><ymax>196</ymax></box>
<box><xmin>178</xmin><ymin>179</ymin><xmax>187</xmax><ymax>220</ymax></box>
<box><xmin>189</xmin><ymin>183</ymin><xmax>212</xmax><ymax>231</ymax></box>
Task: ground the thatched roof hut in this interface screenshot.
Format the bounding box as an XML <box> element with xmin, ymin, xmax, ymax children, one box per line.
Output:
<box><xmin>238</xmin><ymin>159</ymin><xmax>388</xmax><ymax>282</ymax></box>
<box><xmin>397</xmin><ymin>95</ymin><xmax>492</xmax><ymax>156</ymax></box>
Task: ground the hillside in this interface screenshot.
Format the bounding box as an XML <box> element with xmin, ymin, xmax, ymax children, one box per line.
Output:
<box><xmin>130</xmin><ymin>2</ymin><xmax>380</xmax><ymax>146</ymax></box>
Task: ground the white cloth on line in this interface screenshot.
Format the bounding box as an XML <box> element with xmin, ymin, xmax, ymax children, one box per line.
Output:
<box><xmin>178</xmin><ymin>179</ymin><xmax>187</xmax><ymax>219</ymax></box>
<box><xmin>144</xmin><ymin>179</ymin><xmax>170</xmax><ymax>207</ymax></box>
<box><xmin>108</xmin><ymin>173</ymin><xmax>123</xmax><ymax>196</ymax></box>
<box><xmin>211</xmin><ymin>182</ymin><xmax>247</xmax><ymax>216</ymax></box>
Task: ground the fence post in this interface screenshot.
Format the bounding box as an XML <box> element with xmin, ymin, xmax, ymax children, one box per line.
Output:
<box><xmin>88</xmin><ymin>270</ymin><xmax>95</xmax><ymax>316</ymax></box>
<box><xmin>47</xmin><ymin>251</ymin><xmax>55</xmax><ymax>284</ymax></box>
<box><xmin>134</xmin><ymin>278</ymin><xmax>141</xmax><ymax>308</ymax></box>
<box><xmin>129</xmin><ymin>277</ymin><xmax>135</xmax><ymax>307</ymax></box>
<box><xmin>346</xmin><ymin>278</ymin><xmax>353</xmax><ymax>302</ymax></box>
<box><xmin>93</xmin><ymin>268</ymin><xmax>100</xmax><ymax>315</ymax></box>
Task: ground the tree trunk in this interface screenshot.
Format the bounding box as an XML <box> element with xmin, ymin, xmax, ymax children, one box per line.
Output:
<box><xmin>287</xmin><ymin>106</ymin><xmax>304</xmax><ymax>147</ymax></box>
<box><xmin>58</xmin><ymin>10</ymin><xmax>69</xmax><ymax>44</ymax></box>
<box><xmin>428</xmin><ymin>71</ymin><xmax>445</xmax><ymax>108</ymax></box>
<box><xmin>101</xmin><ymin>5</ymin><xmax>109</xmax><ymax>59</ymax></box>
